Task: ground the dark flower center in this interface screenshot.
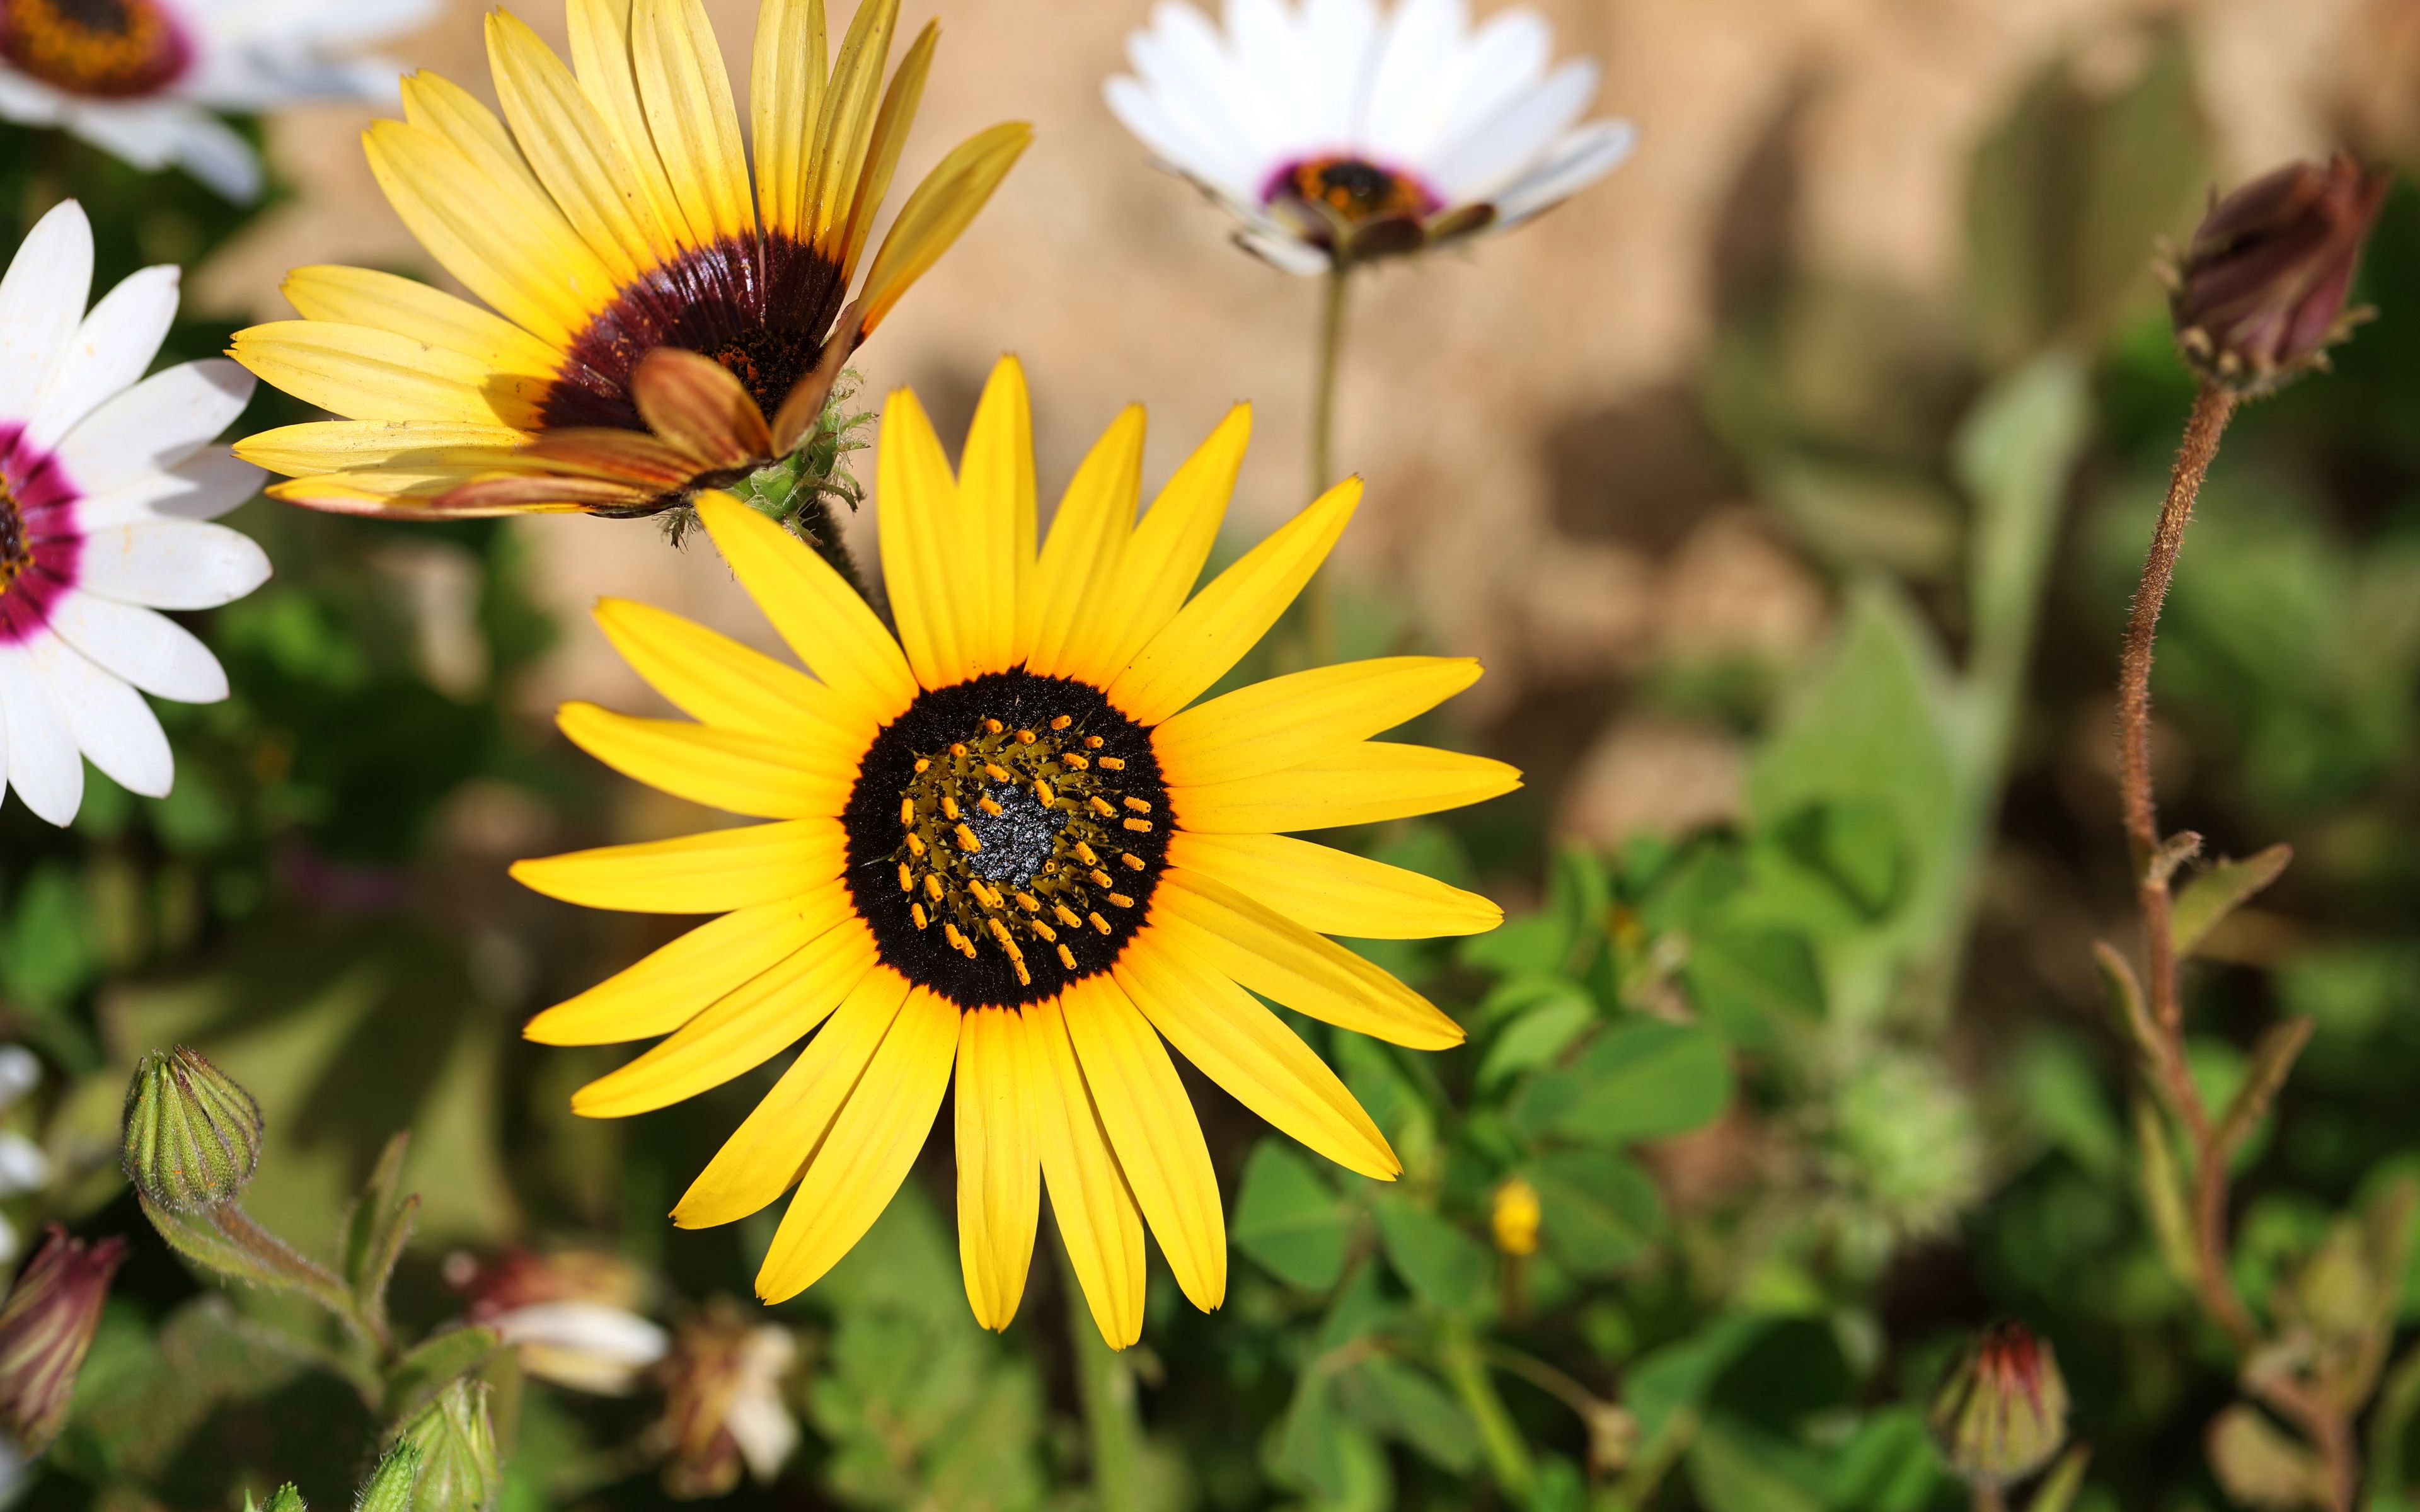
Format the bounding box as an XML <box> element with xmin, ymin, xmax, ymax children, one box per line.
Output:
<box><xmin>702</xmin><ymin>326</ymin><xmax>821</xmax><ymax>418</ymax></box>
<box><xmin>843</xmin><ymin>670</ymin><xmax>1170</xmax><ymax>1009</ymax></box>
<box><xmin>0</xmin><ymin>478</ymin><xmax>28</xmax><ymax>593</ymax></box>
<box><xmin>0</xmin><ymin>0</ymin><xmax>187</xmax><ymax>98</ymax></box>
<box><xmin>1271</xmin><ymin>155</ymin><xmax>1436</xmax><ymax>227</ymax></box>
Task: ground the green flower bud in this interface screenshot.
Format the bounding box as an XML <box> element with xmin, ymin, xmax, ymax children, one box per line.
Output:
<box><xmin>355</xmin><ymin>1442</ymin><xmax>421</xmax><ymax>1512</ymax></box>
<box><xmin>120</xmin><ymin>1046</ymin><xmax>263</xmax><ymax>1213</ymax></box>
<box><xmin>0</xmin><ymin>1224</ymin><xmax>129</xmax><ymax>1454</ymax></box>
<box><xmin>1928</xmin><ymin>1323</ymin><xmax>2070</xmax><ymax>1489</ymax></box>
<box><xmin>396</xmin><ymin>1379</ymin><xmax>500</xmax><ymax>1512</ymax></box>
<box><xmin>247</xmin><ymin>1484</ymin><xmax>308</xmax><ymax>1512</ymax></box>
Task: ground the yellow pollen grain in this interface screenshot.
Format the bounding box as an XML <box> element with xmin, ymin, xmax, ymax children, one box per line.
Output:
<box><xmin>1017</xmin><ymin>730</ymin><xmax>1037</xmax><ymax>745</ymax></box>
<box><xmin>1087</xmin><ymin>796</ymin><xmax>1115</xmax><ymax>817</ymax></box>
<box><xmin>925</xmin><ymin>874</ymin><xmax>945</xmax><ymax>902</ymax></box>
<box><xmin>1123</xmin><ymin>818</ymin><xmax>1153</xmax><ymax>833</ymax></box>
<box><xmin>1123</xmin><ymin>796</ymin><xmax>1151</xmax><ymax>813</ymax></box>
<box><xmin>1034</xmin><ymin>779</ymin><xmax>1056</xmax><ymax>805</ymax></box>
<box><xmin>1121</xmin><ymin>853</ymin><xmax>1144</xmax><ymax>871</ymax></box>
<box><xmin>1050</xmin><ymin>716</ymin><xmax>1071</xmax><ymax>730</ymax></box>
<box><xmin>1057</xmin><ymin>943</ymin><xmax>1078</xmax><ymax>970</ymax></box>
<box><xmin>978</xmin><ymin>796</ymin><xmax>1005</xmax><ymax>817</ymax></box>
<box><xmin>950</xmin><ymin>742</ymin><xmax>968</xmax><ymax>757</ymax></box>
<box><xmin>1085</xmin><ymin>736</ymin><xmax>1104</xmax><ymax>748</ymax></box>
<box><xmin>988</xmin><ymin>918</ymin><xmax>1014</xmax><ymax>947</ymax></box>
<box><xmin>911</xmin><ymin>902</ymin><xmax>929</xmax><ymax>929</ymax></box>
<box><xmin>945</xmin><ymin>922</ymin><xmax>970</xmax><ymax>951</ymax></box>
<box><xmin>900</xmin><ymin>797</ymin><xmax>915</xmax><ymax>825</ymax></box>
<box><xmin>896</xmin><ymin>863</ymin><xmax>913</xmax><ymax>892</ymax></box>
<box><xmin>1109</xmin><ymin>893</ymin><xmax>1134</xmax><ymax>909</ymax></box>
<box><xmin>1089</xmin><ymin>868</ymin><xmax>1114</xmax><ymax>888</ymax></box>
<box><xmin>942</xmin><ymin>794</ymin><xmax>960</xmax><ymax>820</ymax></box>
<box><xmin>1054</xmin><ymin>903</ymin><xmax>1082</xmax><ymax>928</ymax></box>
<box><xmin>969</xmin><ymin>879</ymin><xmax>998</xmax><ymax>908</ymax></box>
<box><xmin>1073</xmin><ymin>841</ymin><xmax>1098</xmax><ymax>865</ymax></box>
<box><xmin>1088</xmin><ymin>912</ymin><xmax>1112</xmax><ymax>934</ymax></box>
<box><xmin>1032</xmin><ymin>920</ymin><xmax>1056</xmax><ymax>941</ymax></box>
<box><xmin>1015</xmin><ymin>891</ymin><xmax>1040</xmax><ymax>912</ymax></box>
<box><xmin>1098</xmin><ymin>756</ymin><xmax>1125</xmax><ymax>770</ymax></box>
<box><xmin>1013</xmin><ymin>960</ymin><xmax>1032</xmax><ymax>986</ymax></box>
<box><xmin>914</xmin><ymin>757</ymin><xmax>931</xmax><ymax>774</ymax></box>
<box><xmin>984</xmin><ymin>718</ymin><xmax>1005</xmax><ymax>735</ymax></box>
<box><xmin>955</xmin><ymin>823</ymin><xmax>982</xmax><ymax>852</ymax></box>
<box><xmin>984</xmin><ymin>763</ymin><xmax>1011</xmax><ymax>782</ymax></box>
<box><xmin>906</xmin><ymin>833</ymin><xmax>926</xmax><ymax>857</ymax></box>
<box><xmin>1061</xmin><ymin>753</ymin><xmax>1088</xmax><ymax>770</ymax></box>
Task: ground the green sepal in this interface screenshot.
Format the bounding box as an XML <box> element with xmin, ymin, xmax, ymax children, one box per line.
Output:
<box><xmin>340</xmin><ymin>1133</ymin><xmax>419</xmax><ymax>1337</ymax></box>
<box><xmin>383</xmin><ymin>1326</ymin><xmax>502</xmax><ymax>1426</ymax></box>
<box><xmin>355</xmin><ymin>1443</ymin><xmax>420</xmax><ymax>1512</ymax></box>
<box><xmin>2172</xmin><ymin>844</ymin><xmax>2292</xmax><ymax>958</ymax></box>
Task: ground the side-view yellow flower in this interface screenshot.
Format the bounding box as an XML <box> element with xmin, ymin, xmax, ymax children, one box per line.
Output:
<box><xmin>228</xmin><ymin>0</ymin><xmax>1027</xmax><ymax>520</ymax></box>
<box><xmin>514</xmin><ymin>357</ymin><xmax>1519</xmax><ymax>1345</ymax></box>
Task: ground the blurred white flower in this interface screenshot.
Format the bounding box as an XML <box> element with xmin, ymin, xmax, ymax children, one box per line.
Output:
<box><xmin>1107</xmin><ymin>0</ymin><xmax>1636</xmax><ymax>273</ymax></box>
<box><xmin>0</xmin><ymin>200</ymin><xmax>270</xmax><ymax>828</ymax></box>
<box><xmin>0</xmin><ymin>0</ymin><xmax>441</xmax><ymax>200</ymax></box>
<box><xmin>445</xmin><ymin>1247</ymin><xmax>667</xmax><ymax>1397</ymax></box>
<box><xmin>662</xmin><ymin>1305</ymin><xmax>798</xmax><ymax>1498</ymax></box>
<box><xmin>0</xmin><ymin>1047</ymin><xmax>49</xmax><ymax>1268</ymax></box>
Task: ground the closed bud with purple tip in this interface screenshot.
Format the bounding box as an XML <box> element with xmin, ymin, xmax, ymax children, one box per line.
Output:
<box><xmin>0</xmin><ymin>1225</ymin><xmax>128</xmax><ymax>1454</ymax></box>
<box><xmin>1928</xmin><ymin>1322</ymin><xmax>2070</xmax><ymax>1489</ymax></box>
<box><xmin>2170</xmin><ymin>152</ymin><xmax>2390</xmax><ymax>394</ymax></box>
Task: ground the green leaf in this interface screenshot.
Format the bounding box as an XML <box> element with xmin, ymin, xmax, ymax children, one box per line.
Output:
<box><xmin>1231</xmin><ymin>1141</ymin><xmax>1350</xmax><ymax>1292</ymax></box>
<box><xmin>2015</xmin><ymin>1031</ymin><xmax>2124</xmax><ymax>1178</ymax></box>
<box><xmin>1337</xmin><ymin>1356</ymin><xmax>1479</xmax><ymax>1472</ymax></box>
<box><xmin>343</xmin><ymin>1131</ymin><xmax>418</xmax><ymax>1336</ymax></box>
<box><xmin>1820</xmin><ymin>1406</ymin><xmax>1941</xmax><ymax>1512</ymax></box>
<box><xmin>2172</xmin><ymin>844</ymin><xmax>2293</xmax><ymax>958</ymax></box>
<box><xmin>1526</xmin><ymin>1149</ymin><xmax>1664</xmax><ymax>1277</ymax></box>
<box><xmin>1511</xmin><ymin>1021</ymin><xmax>1734</xmax><ymax>1148</ymax></box>
<box><xmin>383</xmin><ymin>1326</ymin><xmax>502</xmax><ymax>1424</ymax></box>
<box><xmin>2024</xmin><ymin>1447</ymin><xmax>2092</xmax><ymax>1512</ymax></box>
<box><xmin>1458</xmin><ymin>912</ymin><xmax>1568</xmax><ymax>977</ymax></box>
<box><xmin>1479</xmin><ymin>990</ymin><xmax>1596</xmax><ymax>1092</ymax></box>
<box><xmin>1623</xmin><ymin>1315</ymin><xmax>1772</xmax><ymax>1446</ymax></box>
<box><xmin>1681</xmin><ymin>929</ymin><xmax>1824</xmax><ymax>1046</ymax></box>
<box><xmin>0</xmin><ymin>864</ymin><xmax>98</xmax><ymax>1010</ymax></box>
<box><xmin>1687</xmin><ymin>1413</ymin><xmax>1825</xmax><ymax>1512</ymax></box>
<box><xmin>1372</xmin><ymin>1196</ymin><xmax>1490</xmax><ymax>1314</ymax></box>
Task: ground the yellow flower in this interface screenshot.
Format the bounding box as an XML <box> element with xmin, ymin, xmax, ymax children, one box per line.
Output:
<box><xmin>228</xmin><ymin>0</ymin><xmax>1027</xmax><ymax>520</ymax></box>
<box><xmin>1490</xmin><ymin>1176</ymin><xmax>1541</xmax><ymax>1257</ymax></box>
<box><xmin>514</xmin><ymin>358</ymin><xmax>1519</xmax><ymax>1345</ymax></box>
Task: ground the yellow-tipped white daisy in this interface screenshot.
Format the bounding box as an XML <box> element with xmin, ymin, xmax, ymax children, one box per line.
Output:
<box><xmin>229</xmin><ymin>0</ymin><xmax>1028</xmax><ymax>520</ymax></box>
<box><xmin>514</xmin><ymin>357</ymin><xmax>1518</xmax><ymax>1345</ymax></box>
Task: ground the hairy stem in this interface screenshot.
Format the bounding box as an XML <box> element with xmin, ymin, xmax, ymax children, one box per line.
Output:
<box><xmin>1438</xmin><ymin>1316</ymin><xmax>1534</xmax><ymax>1499</ymax></box>
<box><xmin>1304</xmin><ymin>265</ymin><xmax>1352</xmax><ymax>664</ymax></box>
<box><xmin>1061</xmin><ymin>1247</ymin><xmax>1143</xmax><ymax>1509</ymax></box>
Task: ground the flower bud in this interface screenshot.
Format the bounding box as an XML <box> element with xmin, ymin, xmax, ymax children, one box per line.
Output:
<box><xmin>355</xmin><ymin>1443</ymin><xmax>421</xmax><ymax>1512</ymax></box>
<box><xmin>120</xmin><ymin>1046</ymin><xmax>263</xmax><ymax>1213</ymax></box>
<box><xmin>1927</xmin><ymin>1323</ymin><xmax>2070</xmax><ymax>1488</ymax></box>
<box><xmin>0</xmin><ymin>1224</ymin><xmax>129</xmax><ymax>1453</ymax></box>
<box><xmin>2170</xmin><ymin>152</ymin><xmax>2390</xmax><ymax>393</ymax></box>
<box><xmin>1491</xmin><ymin>1177</ymin><xmax>1542</xmax><ymax>1257</ymax></box>
<box><xmin>395</xmin><ymin>1378</ymin><xmax>500</xmax><ymax>1512</ymax></box>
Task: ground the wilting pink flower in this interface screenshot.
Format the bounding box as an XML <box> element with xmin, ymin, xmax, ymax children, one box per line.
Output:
<box><xmin>0</xmin><ymin>1225</ymin><xmax>127</xmax><ymax>1453</ymax></box>
<box><xmin>446</xmin><ymin>1247</ymin><xmax>666</xmax><ymax>1396</ymax></box>
<box><xmin>2172</xmin><ymin>152</ymin><xmax>2390</xmax><ymax>392</ymax></box>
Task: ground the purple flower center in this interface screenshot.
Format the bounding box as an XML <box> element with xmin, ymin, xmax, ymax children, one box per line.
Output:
<box><xmin>0</xmin><ymin>429</ymin><xmax>81</xmax><ymax>646</ymax></box>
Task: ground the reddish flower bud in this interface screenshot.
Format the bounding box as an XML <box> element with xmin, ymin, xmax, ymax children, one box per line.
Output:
<box><xmin>0</xmin><ymin>1225</ymin><xmax>128</xmax><ymax>1454</ymax></box>
<box><xmin>1928</xmin><ymin>1322</ymin><xmax>2070</xmax><ymax>1489</ymax></box>
<box><xmin>2170</xmin><ymin>152</ymin><xmax>2390</xmax><ymax>393</ymax></box>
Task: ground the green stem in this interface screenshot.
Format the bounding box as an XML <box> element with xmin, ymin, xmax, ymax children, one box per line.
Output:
<box><xmin>1304</xmin><ymin>265</ymin><xmax>1352</xmax><ymax>665</ymax></box>
<box><xmin>2368</xmin><ymin>1335</ymin><xmax>2420</xmax><ymax>1503</ymax></box>
<box><xmin>1438</xmin><ymin>1316</ymin><xmax>1533</xmax><ymax>1500</ymax></box>
<box><xmin>1062</xmin><ymin>1246</ymin><xmax>1143</xmax><ymax>1510</ymax></box>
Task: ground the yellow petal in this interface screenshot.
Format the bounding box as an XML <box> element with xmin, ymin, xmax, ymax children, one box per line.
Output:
<box><xmin>363</xmin><ymin>120</ymin><xmax>619</xmax><ymax>348</ymax></box>
<box><xmin>857</xmin><ymin>120</ymin><xmax>1032</xmax><ymax>331</ymax></box>
<box><xmin>750</xmin><ymin>0</ymin><xmax>826</xmax><ymax>239</ymax></box>
<box><xmin>565</xmin><ymin>0</ymin><xmax>693</xmax><ymax>253</ymax></box>
<box><xmin>280</xmin><ymin>265</ymin><xmax>565</xmax><ymax>376</ymax></box>
<box><xmin>487</xmin><ymin>10</ymin><xmax>668</xmax><ymax>279</ymax></box>
<box><xmin>572</xmin><ymin>916</ymin><xmax>877</xmax><ymax>1116</ymax></box>
<box><xmin>1150</xmin><ymin>870</ymin><xmax>1466</xmax><ymax>1050</ymax></box>
<box><xmin>1108</xmin><ymin>478</ymin><xmax>1358</xmax><ymax>725</ymax></box>
<box><xmin>593</xmin><ymin>596</ymin><xmax>867</xmax><ymax>742</ymax></box>
<box><xmin>757</xmin><ymin>985</ymin><xmax>958</xmax><ymax>1301</ymax></box>
<box><xmin>1151</xmin><ymin>656</ymin><xmax>1482</xmax><ymax>788</ymax></box>
<box><xmin>1117</xmin><ymin>930</ymin><xmax>1398</xmax><ymax>1180</ymax></box>
<box><xmin>632</xmin><ymin>0</ymin><xmax>754</xmax><ymax>248</ymax></box>
<box><xmin>1170</xmin><ymin>741</ymin><xmax>1522</xmax><ymax>833</ymax></box>
<box><xmin>401</xmin><ymin>71</ymin><xmax>546</xmax><ymax>199</ymax></box>
<box><xmin>510</xmin><ymin>817</ymin><xmax>843</xmax><ymax>913</ymax></box>
<box><xmin>556</xmin><ymin>701</ymin><xmax>856</xmax><ymax>820</ymax></box>
<box><xmin>803</xmin><ymin>0</ymin><xmax>897</xmax><ymax>249</ymax></box>
<box><xmin>524</xmin><ymin>890</ymin><xmax>843</xmax><ymax>1044</ymax></box>
<box><xmin>836</xmin><ymin>20</ymin><xmax>935</xmax><ymax>273</ymax></box>
<box><xmin>231</xmin><ymin>321</ymin><xmax>548</xmax><ymax>428</ymax></box>
<box><xmin>674</xmin><ymin>964</ymin><xmax>909</xmax><ymax>1226</ymax></box>
<box><xmin>693</xmin><ymin>491</ymin><xmax>919</xmax><ymax>726</ymax></box>
<box><xmin>875</xmin><ymin>388</ymin><xmax>974</xmax><ymax>689</ymax></box>
<box><xmin>955</xmin><ymin>1005</ymin><xmax>1041</xmax><ymax>1331</ymax></box>
<box><xmin>1168</xmin><ymin>831</ymin><xmax>1502</xmax><ymax>939</ymax></box>
<box><xmin>1021</xmin><ymin>405</ymin><xmax>1141</xmax><ymax>675</ymax></box>
<box><xmin>1060</xmin><ymin>975</ymin><xmax>1225</xmax><ymax>1313</ymax></box>
<box><xmin>954</xmin><ymin>357</ymin><xmax>1031</xmax><ymax>679</ymax></box>
<box><xmin>1054</xmin><ymin>404</ymin><xmax>1247</xmax><ymax>689</ymax></box>
<box><xmin>1029</xmin><ymin>997</ymin><xmax>1147</xmax><ymax>1349</ymax></box>
<box><xmin>236</xmin><ymin>420</ymin><xmax>532</xmax><ymax>479</ymax></box>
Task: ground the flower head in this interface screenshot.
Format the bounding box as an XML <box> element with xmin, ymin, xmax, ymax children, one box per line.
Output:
<box><xmin>657</xmin><ymin>1299</ymin><xmax>798</xmax><ymax>1497</ymax></box>
<box><xmin>1490</xmin><ymin>1176</ymin><xmax>1540</xmax><ymax>1256</ymax></box>
<box><xmin>0</xmin><ymin>0</ymin><xmax>439</xmax><ymax>200</ymax></box>
<box><xmin>1928</xmin><ymin>1322</ymin><xmax>2070</xmax><ymax>1489</ymax></box>
<box><xmin>2170</xmin><ymin>152</ymin><xmax>2390</xmax><ymax>394</ymax></box>
<box><xmin>120</xmin><ymin>1045</ymin><xmax>263</xmax><ymax>1213</ymax></box>
<box><xmin>446</xmin><ymin>1246</ymin><xmax>668</xmax><ymax>1395</ymax></box>
<box><xmin>0</xmin><ymin>1223</ymin><xmax>128</xmax><ymax>1454</ymax></box>
<box><xmin>514</xmin><ymin>358</ymin><xmax>1516</xmax><ymax>1344</ymax></box>
<box><xmin>1107</xmin><ymin>0</ymin><xmax>1635</xmax><ymax>273</ymax></box>
<box><xmin>231</xmin><ymin>0</ymin><xmax>1028</xmax><ymax>524</ymax></box>
<box><xmin>0</xmin><ymin>199</ymin><xmax>270</xmax><ymax>828</ymax></box>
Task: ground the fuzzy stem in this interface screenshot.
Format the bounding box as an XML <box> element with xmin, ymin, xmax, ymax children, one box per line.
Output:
<box><xmin>792</xmin><ymin>491</ymin><xmax>871</xmax><ymax>605</ymax></box>
<box><xmin>209</xmin><ymin>1203</ymin><xmax>389</xmax><ymax>1357</ymax></box>
<box><xmin>1438</xmin><ymin>1316</ymin><xmax>1534</xmax><ymax>1499</ymax></box>
<box><xmin>1061</xmin><ymin>1246</ymin><xmax>1143</xmax><ymax>1509</ymax></box>
<box><xmin>1304</xmin><ymin>265</ymin><xmax>1352</xmax><ymax>665</ymax></box>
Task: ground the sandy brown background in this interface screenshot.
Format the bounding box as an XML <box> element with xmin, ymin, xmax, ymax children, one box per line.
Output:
<box><xmin>194</xmin><ymin>0</ymin><xmax>2388</xmax><ymax>843</ymax></box>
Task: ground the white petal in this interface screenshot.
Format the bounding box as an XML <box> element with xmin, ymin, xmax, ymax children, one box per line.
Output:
<box><xmin>492</xmin><ymin>1302</ymin><xmax>670</xmax><ymax>1367</ymax></box>
<box><xmin>1132</xmin><ymin>5</ymin><xmax>1273</xmax><ymax>178</ymax></box>
<box><xmin>0</xmin><ymin>1133</ymin><xmax>49</xmax><ymax>1198</ymax></box>
<box><xmin>0</xmin><ymin>1214</ymin><xmax>18</xmax><ymax>1271</ymax></box>
<box><xmin>1361</xmin><ymin>0</ymin><xmax>1468</xmax><ymax>160</ymax></box>
<box><xmin>1303</xmin><ymin>0</ymin><xmax>1381</xmax><ymax>144</ymax></box>
<box><xmin>72</xmin><ymin>445</ymin><xmax>266</xmax><ymax>528</ymax></box>
<box><xmin>1236</xmin><ymin>226</ymin><xmax>1334</xmax><ymax>275</ymax></box>
<box><xmin>72</xmin><ymin>520</ymin><xmax>271</xmax><ymax>611</ymax></box>
<box><xmin>29</xmin><ymin>633</ymin><xmax>170</xmax><ymax>798</ymax></box>
<box><xmin>1491</xmin><ymin>119</ymin><xmax>1637</xmax><ymax>227</ymax></box>
<box><xmin>0</xmin><ymin>71</ymin><xmax>71</xmax><ymax>127</ymax></box>
<box><xmin>163</xmin><ymin>110</ymin><xmax>266</xmax><ymax>203</ymax></box>
<box><xmin>0</xmin><ymin>200</ymin><xmax>93</xmax><ymax>426</ymax></box>
<box><xmin>1429</xmin><ymin>9</ymin><xmax>1551</xmax><ymax>151</ymax></box>
<box><xmin>0</xmin><ymin>1046</ymin><xmax>38</xmax><ymax>1109</ymax></box>
<box><xmin>54</xmin><ymin>360</ymin><xmax>253</xmax><ymax>498</ymax></box>
<box><xmin>46</xmin><ymin>591</ymin><xmax>227</xmax><ymax>703</ymax></box>
<box><xmin>1224</xmin><ymin>0</ymin><xmax>1315</xmax><ymax>152</ymax></box>
<box><xmin>25</xmin><ymin>265</ymin><xmax>181</xmax><ymax>451</ymax></box>
<box><xmin>0</xmin><ymin>643</ymin><xmax>84</xmax><ymax>826</ymax></box>
<box><xmin>1424</xmin><ymin>57</ymin><xmax>1599</xmax><ymax>201</ymax></box>
<box><xmin>1105</xmin><ymin>76</ymin><xmax>1257</xmax><ymax>203</ymax></box>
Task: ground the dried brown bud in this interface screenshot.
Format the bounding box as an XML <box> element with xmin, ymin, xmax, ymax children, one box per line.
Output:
<box><xmin>658</xmin><ymin>1300</ymin><xmax>798</xmax><ymax>1499</ymax></box>
<box><xmin>2170</xmin><ymin>153</ymin><xmax>2390</xmax><ymax>394</ymax></box>
<box><xmin>0</xmin><ymin>1225</ymin><xmax>128</xmax><ymax>1453</ymax></box>
<box><xmin>1928</xmin><ymin>1322</ymin><xmax>2070</xmax><ymax>1488</ymax></box>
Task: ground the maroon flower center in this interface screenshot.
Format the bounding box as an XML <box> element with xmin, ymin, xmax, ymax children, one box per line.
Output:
<box><xmin>1267</xmin><ymin>154</ymin><xmax>1438</xmax><ymax>227</ymax></box>
<box><xmin>0</xmin><ymin>0</ymin><xmax>190</xmax><ymax>100</ymax></box>
<box><xmin>0</xmin><ymin>476</ymin><xmax>28</xmax><ymax>595</ymax></box>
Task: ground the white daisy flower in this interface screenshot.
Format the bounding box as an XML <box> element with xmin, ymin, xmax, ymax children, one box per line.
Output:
<box><xmin>0</xmin><ymin>1046</ymin><xmax>50</xmax><ymax>1268</ymax></box>
<box><xmin>0</xmin><ymin>198</ymin><xmax>270</xmax><ymax>828</ymax></box>
<box><xmin>0</xmin><ymin>0</ymin><xmax>441</xmax><ymax>201</ymax></box>
<box><xmin>1106</xmin><ymin>0</ymin><xmax>1637</xmax><ymax>273</ymax></box>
